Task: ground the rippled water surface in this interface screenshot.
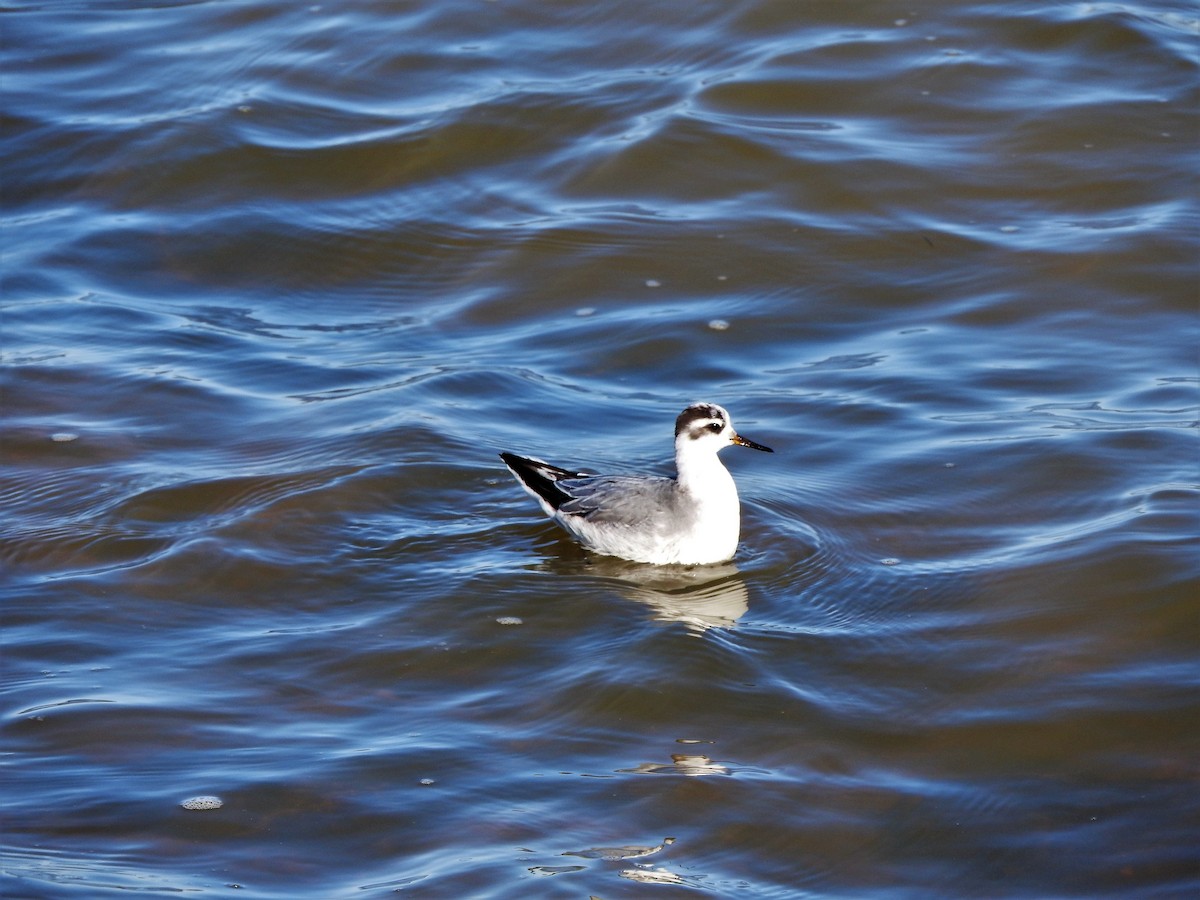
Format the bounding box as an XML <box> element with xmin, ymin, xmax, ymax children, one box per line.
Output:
<box><xmin>3</xmin><ymin>1</ymin><xmax>1198</xmax><ymax>897</ymax></box>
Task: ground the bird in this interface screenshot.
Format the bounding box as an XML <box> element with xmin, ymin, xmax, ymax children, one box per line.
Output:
<box><xmin>500</xmin><ymin>402</ymin><xmax>772</xmax><ymax>565</ymax></box>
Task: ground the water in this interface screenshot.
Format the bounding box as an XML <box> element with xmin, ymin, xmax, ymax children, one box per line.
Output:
<box><xmin>3</xmin><ymin>1</ymin><xmax>1198</xmax><ymax>897</ymax></box>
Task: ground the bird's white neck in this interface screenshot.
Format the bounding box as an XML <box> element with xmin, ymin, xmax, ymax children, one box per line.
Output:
<box><xmin>675</xmin><ymin>440</ymin><xmax>737</xmax><ymax>500</ymax></box>
<box><xmin>672</xmin><ymin>438</ymin><xmax>742</xmax><ymax>562</ymax></box>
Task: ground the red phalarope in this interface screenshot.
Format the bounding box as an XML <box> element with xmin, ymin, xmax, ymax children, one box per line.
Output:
<box><xmin>500</xmin><ymin>402</ymin><xmax>773</xmax><ymax>565</ymax></box>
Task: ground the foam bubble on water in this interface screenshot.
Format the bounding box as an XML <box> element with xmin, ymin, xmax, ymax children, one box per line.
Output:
<box><xmin>880</xmin><ymin>558</ymin><xmax>901</xmax><ymax>566</ymax></box>
<box><xmin>575</xmin><ymin>307</ymin><xmax>595</xmax><ymax>317</ymax></box>
<box><xmin>496</xmin><ymin>616</ymin><xmax>523</xmax><ymax>626</ymax></box>
<box><xmin>419</xmin><ymin>778</ymin><xmax>435</xmax><ymax>785</ymax></box>
<box><xmin>50</xmin><ymin>432</ymin><xmax>78</xmax><ymax>442</ymax></box>
<box><xmin>180</xmin><ymin>795</ymin><xmax>222</xmax><ymax>811</ymax></box>
<box><xmin>707</xmin><ymin>319</ymin><xmax>730</xmax><ymax>331</ymax></box>
<box><xmin>645</xmin><ymin>279</ymin><xmax>661</xmax><ymax>288</ymax></box>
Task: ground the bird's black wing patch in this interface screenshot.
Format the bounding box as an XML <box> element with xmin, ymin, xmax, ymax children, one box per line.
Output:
<box><xmin>500</xmin><ymin>452</ymin><xmax>592</xmax><ymax>511</ymax></box>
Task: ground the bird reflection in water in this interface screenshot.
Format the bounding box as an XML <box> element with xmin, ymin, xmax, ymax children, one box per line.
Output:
<box><xmin>582</xmin><ymin>557</ymin><xmax>750</xmax><ymax>633</ymax></box>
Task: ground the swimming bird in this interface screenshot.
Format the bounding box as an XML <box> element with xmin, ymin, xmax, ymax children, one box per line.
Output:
<box><xmin>500</xmin><ymin>402</ymin><xmax>772</xmax><ymax>565</ymax></box>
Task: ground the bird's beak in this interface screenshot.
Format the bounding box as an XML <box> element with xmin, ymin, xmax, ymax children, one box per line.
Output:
<box><xmin>731</xmin><ymin>433</ymin><xmax>773</xmax><ymax>453</ymax></box>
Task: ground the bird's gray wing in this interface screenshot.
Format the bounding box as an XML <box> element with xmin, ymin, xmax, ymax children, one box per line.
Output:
<box><xmin>557</xmin><ymin>475</ymin><xmax>679</xmax><ymax>526</ymax></box>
